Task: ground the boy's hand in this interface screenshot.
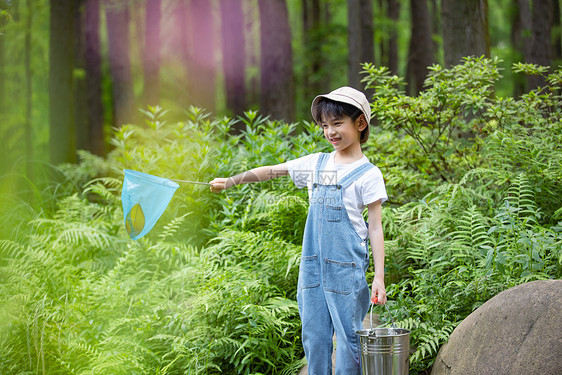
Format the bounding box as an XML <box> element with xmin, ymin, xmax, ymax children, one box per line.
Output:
<box><xmin>209</xmin><ymin>178</ymin><xmax>232</xmax><ymax>193</ymax></box>
<box><xmin>371</xmin><ymin>278</ymin><xmax>387</xmax><ymax>305</ymax></box>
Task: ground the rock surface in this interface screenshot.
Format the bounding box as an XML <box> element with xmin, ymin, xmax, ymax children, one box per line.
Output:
<box><xmin>432</xmin><ymin>280</ymin><xmax>562</xmax><ymax>375</ymax></box>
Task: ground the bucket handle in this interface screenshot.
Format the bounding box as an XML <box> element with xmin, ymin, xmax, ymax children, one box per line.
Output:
<box><xmin>370</xmin><ymin>297</ymin><xmax>397</xmax><ymax>329</ymax></box>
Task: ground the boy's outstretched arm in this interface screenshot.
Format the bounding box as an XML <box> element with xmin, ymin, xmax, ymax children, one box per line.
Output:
<box><xmin>367</xmin><ymin>199</ymin><xmax>387</xmax><ymax>305</ymax></box>
<box><xmin>209</xmin><ymin>163</ymin><xmax>289</xmax><ymax>193</ymax></box>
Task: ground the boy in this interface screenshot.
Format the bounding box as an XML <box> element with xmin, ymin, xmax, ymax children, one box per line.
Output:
<box><xmin>210</xmin><ymin>86</ymin><xmax>387</xmax><ymax>374</ymax></box>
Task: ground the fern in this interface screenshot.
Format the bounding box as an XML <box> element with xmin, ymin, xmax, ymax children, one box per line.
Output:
<box><xmin>405</xmin><ymin>223</ymin><xmax>442</xmax><ymax>265</ymax></box>
<box><xmin>409</xmin><ymin>322</ymin><xmax>456</xmax><ymax>365</ymax></box>
<box><xmin>505</xmin><ymin>172</ymin><xmax>540</xmax><ymax>226</ymax></box>
<box><xmin>449</xmin><ymin>205</ymin><xmax>492</xmax><ymax>264</ymax></box>
<box><xmin>83</xmin><ymin>176</ymin><xmax>122</xmax><ymax>200</ymax></box>
<box><xmin>158</xmin><ymin>213</ymin><xmax>189</xmax><ymax>241</ymax></box>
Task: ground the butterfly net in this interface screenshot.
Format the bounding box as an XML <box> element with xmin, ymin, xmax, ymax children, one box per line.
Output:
<box><xmin>121</xmin><ymin>169</ymin><xmax>180</xmax><ymax>240</ymax></box>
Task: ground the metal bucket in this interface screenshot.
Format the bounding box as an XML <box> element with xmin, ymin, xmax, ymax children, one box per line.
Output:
<box><xmin>356</xmin><ymin>326</ymin><xmax>410</xmax><ymax>374</ymax></box>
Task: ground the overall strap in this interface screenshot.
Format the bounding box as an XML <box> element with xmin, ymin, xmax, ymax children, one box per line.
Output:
<box><xmin>338</xmin><ymin>163</ymin><xmax>375</xmax><ymax>189</ymax></box>
<box><xmin>314</xmin><ymin>153</ymin><xmax>330</xmax><ymax>184</ymax></box>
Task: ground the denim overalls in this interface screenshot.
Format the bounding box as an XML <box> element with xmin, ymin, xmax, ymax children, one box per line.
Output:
<box><xmin>297</xmin><ymin>153</ymin><xmax>374</xmax><ymax>375</ymax></box>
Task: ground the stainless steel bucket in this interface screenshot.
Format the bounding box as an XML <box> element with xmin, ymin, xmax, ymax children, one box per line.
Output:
<box><xmin>356</xmin><ymin>327</ymin><xmax>410</xmax><ymax>375</ymax></box>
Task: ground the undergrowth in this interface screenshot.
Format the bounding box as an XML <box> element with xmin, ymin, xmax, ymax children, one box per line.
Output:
<box><xmin>1</xmin><ymin>58</ymin><xmax>562</xmax><ymax>374</ymax></box>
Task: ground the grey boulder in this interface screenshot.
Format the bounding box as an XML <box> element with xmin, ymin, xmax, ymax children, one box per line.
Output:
<box><xmin>432</xmin><ymin>280</ymin><xmax>562</xmax><ymax>375</ymax></box>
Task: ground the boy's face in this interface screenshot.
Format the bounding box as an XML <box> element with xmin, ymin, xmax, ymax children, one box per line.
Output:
<box><xmin>320</xmin><ymin>113</ymin><xmax>366</xmax><ymax>151</ymax></box>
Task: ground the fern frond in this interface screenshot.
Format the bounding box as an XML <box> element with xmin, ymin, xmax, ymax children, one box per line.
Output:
<box><xmin>410</xmin><ymin>322</ymin><xmax>455</xmax><ymax>364</ymax></box>
<box><xmin>83</xmin><ymin>177</ymin><xmax>122</xmax><ymax>204</ymax></box>
<box><xmin>158</xmin><ymin>213</ymin><xmax>190</xmax><ymax>241</ymax></box>
<box><xmin>505</xmin><ymin>173</ymin><xmax>540</xmax><ymax>226</ymax></box>
<box><xmin>458</xmin><ymin>167</ymin><xmax>502</xmax><ymax>186</ymax></box>
<box><xmin>394</xmin><ymin>317</ymin><xmax>425</xmax><ymax>331</ymax></box>
<box><xmin>54</xmin><ymin>224</ymin><xmax>113</xmax><ymax>249</ymax></box>
<box><xmin>449</xmin><ymin>205</ymin><xmax>492</xmax><ymax>263</ymax></box>
<box><xmin>280</xmin><ymin>357</ymin><xmax>308</xmax><ymax>375</ymax></box>
<box><xmin>0</xmin><ymin>239</ymin><xmax>23</xmax><ymax>257</ymax></box>
<box><xmin>406</xmin><ymin>223</ymin><xmax>442</xmax><ymax>264</ymax></box>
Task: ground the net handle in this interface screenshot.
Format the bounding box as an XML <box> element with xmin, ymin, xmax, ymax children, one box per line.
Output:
<box><xmin>170</xmin><ymin>179</ymin><xmax>211</xmax><ymax>186</ymax></box>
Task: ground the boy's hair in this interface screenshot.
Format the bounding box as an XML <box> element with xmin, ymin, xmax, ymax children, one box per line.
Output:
<box><xmin>313</xmin><ymin>98</ymin><xmax>369</xmax><ymax>144</ymax></box>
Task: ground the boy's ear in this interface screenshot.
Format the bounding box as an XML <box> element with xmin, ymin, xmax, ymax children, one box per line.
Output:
<box><xmin>356</xmin><ymin>114</ymin><xmax>368</xmax><ymax>131</ymax></box>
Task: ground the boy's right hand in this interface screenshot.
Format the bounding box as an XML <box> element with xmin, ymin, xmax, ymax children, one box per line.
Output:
<box><xmin>209</xmin><ymin>177</ymin><xmax>232</xmax><ymax>193</ymax></box>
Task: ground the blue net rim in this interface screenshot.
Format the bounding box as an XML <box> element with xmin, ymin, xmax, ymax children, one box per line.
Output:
<box><xmin>123</xmin><ymin>169</ymin><xmax>180</xmax><ymax>189</ymax></box>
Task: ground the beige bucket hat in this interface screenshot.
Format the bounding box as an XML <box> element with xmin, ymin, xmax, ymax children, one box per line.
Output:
<box><xmin>310</xmin><ymin>86</ymin><xmax>371</xmax><ymax>124</ymax></box>
<box><xmin>311</xmin><ymin>86</ymin><xmax>371</xmax><ymax>143</ymax></box>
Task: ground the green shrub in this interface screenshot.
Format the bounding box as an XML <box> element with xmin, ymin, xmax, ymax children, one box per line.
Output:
<box><xmin>363</xmin><ymin>59</ymin><xmax>562</xmax><ymax>373</ymax></box>
<box><xmin>3</xmin><ymin>58</ymin><xmax>562</xmax><ymax>375</ymax></box>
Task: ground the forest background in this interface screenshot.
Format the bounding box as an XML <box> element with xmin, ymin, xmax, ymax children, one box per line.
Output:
<box><xmin>1</xmin><ymin>0</ymin><xmax>561</xmax><ymax>374</ymax></box>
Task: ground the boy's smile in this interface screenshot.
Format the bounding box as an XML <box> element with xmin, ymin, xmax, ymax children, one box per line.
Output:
<box><xmin>321</xmin><ymin>115</ymin><xmax>364</xmax><ymax>153</ymax></box>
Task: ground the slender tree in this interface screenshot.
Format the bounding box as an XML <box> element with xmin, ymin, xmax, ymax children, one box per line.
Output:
<box><xmin>442</xmin><ymin>0</ymin><xmax>490</xmax><ymax>67</ymax></box>
<box><xmin>75</xmin><ymin>0</ymin><xmax>88</xmax><ymax>153</ymax></box>
<box><xmin>378</xmin><ymin>0</ymin><xmax>387</xmax><ymax>67</ymax></box>
<box><xmin>49</xmin><ymin>0</ymin><xmax>76</xmax><ymax>164</ymax></box>
<box><xmin>173</xmin><ymin>0</ymin><xmax>191</xmax><ymax>104</ymax></box>
<box><xmin>105</xmin><ymin>0</ymin><xmax>134</xmax><ymax>127</ymax></box>
<box><xmin>321</xmin><ymin>0</ymin><xmax>333</xmax><ymax>94</ymax></box>
<box><xmin>553</xmin><ymin>0</ymin><xmax>561</xmax><ymax>63</ymax></box>
<box><xmin>429</xmin><ymin>0</ymin><xmax>440</xmax><ymax>57</ymax></box>
<box><xmin>220</xmin><ymin>0</ymin><xmax>246</xmax><ymax>117</ymax></box>
<box><xmin>0</xmin><ymin>1</ymin><xmax>6</xmax><ymax>117</ymax></box>
<box><xmin>25</xmin><ymin>0</ymin><xmax>32</xmax><ymax>173</ymax></box>
<box><xmin>303</xmin><ymin>0</ymin><xmax>322</xmax><ymax>99</ymax></box>
<box><xmin>143</xmin><ymin>0</ymin><xmax>160</xmax><ymax>106</ymax></box>
<box><xmin>347</xmin><ymin>0</ymin><xmax>374</xmax><ymax>89</ymax></box>
<box><xmin>511</xmin><ymin>0</ymin><xmax>531</xmax><ymax>96</ymax></box>
<box><xmin>84</xmin><ymin>0</ymin><xmax>104</xmax><ymax>155</ymax></box>
<box><xmin>528</xmin><ymin>0</ymin><xmax>552</xmax><ymax>89</ymax></box>
<box><xmin>188</xmin><ymin>0</ymin><xmax>216</xmax><ymax>112</ymax></box>
<box><xmin>387</xmin><ymin>0</ymin><xmax>399</xmax><ymax>76</ymax></box>
<box><xmin>258</xmin><ymin>0</ymin><xmax>295</xmax><ymax>121</ymax></box>
<box><xmin>407</xmin><ymin>0</ymin><xmax>434</xmax><ymax>95</ymax></box>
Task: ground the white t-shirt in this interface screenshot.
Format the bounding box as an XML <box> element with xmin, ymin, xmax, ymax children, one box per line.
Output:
<box><xmin>286</xmin><ymin>152</ymin><xmax>387</xmax><ymax>240</ymax></box>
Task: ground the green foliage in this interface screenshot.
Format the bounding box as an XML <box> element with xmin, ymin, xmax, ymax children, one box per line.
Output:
<box><xmin>1</xmin><ymin>106</ymin><xmax>323</xmax><ymax>374</ymax></box>
<box><xmin>364</xmin><ymin>59</ymin><xmax>562</xmax><ymax>373</ymax></box>
<box><xmin>3</xmin><ymin>58</ymin><xmax>562</xmax><ymax>375</ymax></box>
<box><xmin>363</xmin><ymin>57</ymin><xmax>501</xmax><ymax>183</ymax></box>
<box><xmin>378</xmin><ymin>169</ymin><xmax>561</xmax><ymax>372</ymax></box>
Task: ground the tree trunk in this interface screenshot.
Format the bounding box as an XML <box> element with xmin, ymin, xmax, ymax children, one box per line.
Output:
<box><xmin>220</xmin><ymin>0</ymin><xmax>246</xmax><ymax>117</ymax></box>
<box><xmin>303</xmin><ymin>0</ymin><xmax>322</xmax><ymax>102</ymax></box>
<box><xmin>347</xmin><ymin>0</ymin><xmax>374</xmax><ymax>90</ymax></box>
<box><xmin>511</xmin><ymin>0</ymin><xmax>531</xmax><ymax>96</ymax></box>
<box><xmin>173</xmin><ymin>0</ymin><xmax>191</xmax><ymax>104</ymax></box>
<box><xmin>378</xmin><ymin>0</ymin><xmax>387</xmax><ymax>67</ymax></box>
<box><xmin>244</xmin><ymin>0</ymin><xmax>260</xmax><ymax>108</ymax></box>
<box><xmin>188</xmin><ymin>0</ymin><xmax>216</xmax><ymax>112</ymax></box>
<box><xmin>258</xmin><ymin>0</ymin><xmax>295</xmax><ymax>122</ymax></box>
<box><xmin>387</xmin><ymin>0</ymin><xmax>399</xmax><ymax>76</ymax></box>
<box><xmin>143</xmin><ymin>0</ymin><xmax>160</xmax><ymax>107</ymax></box>
<box><xmin>49</xmin><ymin>0</ymin><xmax>76</xmax><ymax>164</ymax></box>
<box><xmin>553</xmin><ymin>0</ymin><xmax>561</xmax><ymax>63</ymax></box>
<box><xmin>442</xmin><ymin>0</ymin><xmax>490</xmax><ymax>67</ymax></box>
<box><xmin>75</xmin><ymin>1</ymin><xmax>88</xmax><ymax>153</ymax></box>
<box><xmin>84</xmin><ymin>0</ymin><xmax>104</xmax><ymax>155</ymax></box>
<box><xmin>25</xmin><ymin>0</ymin><xmax>32</xmax><ymax>174</ymax></box>
<box><xmin>429</xmin><ymin>0</ymin><xmax>440</xmax><ymax>57</ymax></box>
<box><xmin>321</xmin><ymin>1</ymin><xmax>332</xmax><ymax>93</ymax></box>
<box><xmin>105</xmin><ymin>0</ymin><xmax>134</xmax><ymax>127</ymax></box>
<box><xmin>528</xmin><ymin>0</ymin><xmax>552</xmax><ymax>89</ymax></box>
<box><xmin>0</xmin><ymin>1</ymin><xmax>5</xmax><ymax>118</ymax></box>
<box><xmin>407</xmin><ymin>0</ymin><xmax>434</xmax><ymax>95</ymax></box>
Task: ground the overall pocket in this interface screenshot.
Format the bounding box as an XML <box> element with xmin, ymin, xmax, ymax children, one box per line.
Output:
<box><xmin>326</xmin><ymin>205</ymin><xmax>342</xmax><ymax>222</ymax></box>
<box><xmin>323</xmin><ymin>258</ymin><xmax>355</xmax><ymax>294</ymax></box>
<box><xmin>298</xmin><ymin>255</ymin><xmax>320</xmax><ymax>290</ymax></box>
